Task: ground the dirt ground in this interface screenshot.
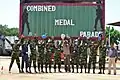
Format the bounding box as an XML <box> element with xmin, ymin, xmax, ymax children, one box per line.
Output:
<box><xmin>0</xmin><ymin>56</ymin><xmax>120</xmax><ymax>80</ymax></box>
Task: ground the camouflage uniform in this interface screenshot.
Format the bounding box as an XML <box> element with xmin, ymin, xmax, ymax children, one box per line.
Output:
<box><xmin>54</xmin><ymin>41</ymin><xmax>62</xmax><ymax>72</ymax></box>
<box><xmin>37</xmin><ymin>42</ymin><xmax>45</xmax><ymax>73</ymax></box>
<box><xmin>98</xmin><ymin>45</ymin><xmax>106</xmax><ymax>74</ymax></box>
<box><xmin>79</xmin><ymin>43</ymin><xmax>87</xmax><ymax>73</ymax></box>
<box><xmin>29</xmin><ymin>41</ymin><xmax>37</xmax><ymax>73</ymax></box>
<box><xmin>88</xmin><ymin>43</ymin><xmax>98</xmax><ymax>73</ymax></box>
<box><xmin>71</xmin><ymin>42</ymin><xmax>79</xmax><ymax>73</ymax></box>
<box><xmin>9</xmin><ymin>40</ymin><xmax>21</xmax><ymax>73</ymax></box>
<box><xmin>45</xmin><ymin>40</ymin><xmax>55</xmax><ymax>73</ymax></box>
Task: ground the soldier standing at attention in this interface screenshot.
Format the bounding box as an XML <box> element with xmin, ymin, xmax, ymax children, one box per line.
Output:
<box><xmin>88</xmin><ymin>41</ymin><xmax>99</xmax><ymax>74</ymax></box>
<box><xmin>54</xmin><ymin>41</ymin><xmax>62</xmax><ymax>73</ymax></box>
<box><xmin>63</xmin><ymin>40</ymin><xmax>71</xmax><ymax>72</ymax></box>
<box><xmin>29</xmin><ymin>39</ymin><xmax>37</xmax><ymax>73</ymax></box>
<box><xmin>98</xmin><ymin>41</ymin><xmax>106</xmax><ymax>74</ymax></box>
<box><xmin>37</xmin><ymin>40</ymin><xmax>45</xmax><ymax>73</ymax></box>
<box><xmin>45</xmin><ymin>39</ymin><xmax>55</xmax><ymax>73</ymax></box>
<box><xmin>71</xmin><ymin>39</ymin><xmax>79</xmax><ymax>73</ymax></box>
<box><xmin>8</xmin><ymin>39</ymin><xmax>22</xmax><ymax>73</ymax></box>
<box><xmin>80</xmin><ymin>40</ymin><xmax>88</xmax><ymax>73</ymax></box>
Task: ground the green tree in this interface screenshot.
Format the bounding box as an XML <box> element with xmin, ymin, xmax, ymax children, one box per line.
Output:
<box><xmin>0</xmin><ymin>24</ymin><xmax>18</xmax><ymax>36</ymax></box>
<box><xmin>105</xmin><ymin>26</ymin><xmax>120</xmax><ymax>45</ymax></box>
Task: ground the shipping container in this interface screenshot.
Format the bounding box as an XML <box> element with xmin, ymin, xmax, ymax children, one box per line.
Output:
<box><xmin>19</xmin><ymin>0</ymin><xmax>105</xmax><ymax>39</ymax></box>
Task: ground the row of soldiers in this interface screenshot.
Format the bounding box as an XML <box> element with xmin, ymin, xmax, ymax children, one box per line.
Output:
<box><xmin>6</xmin><ymin>37</ymin><xmax>106</xmax><ymax>74</ymax></box>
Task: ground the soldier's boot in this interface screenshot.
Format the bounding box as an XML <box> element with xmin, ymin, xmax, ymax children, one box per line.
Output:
<box><xmin>65</xmin><ymin>65</ymin><xmax>67</xmax><ymax>72</ymax></box>
<box><xmin>45</xmin><ymin>64</ymin><xmax>48</xmax><ymax>73</ymax></box>
<box><xmin>76</xmin><ymin>65</ymin><xmax>79</xmax><ymax>73</ymax></box>
<box><xmin>93</xmin><ymin>69</ymin><xmax>95</xmax><ymax>74</ymax></box>
<box><xmin>85</xmin><ymin>68</ymin><xmax>87</xmax><ymax>73</ymax></box>
<box><xmin>93</xmin><ymin>65</ymin><xmax>96</xmax><ymax>74</ymax></box>
<box><xmin>26</xmin><ymin>69</ymin><xmax>29</xmax><ymax>73</ymax></box>
<box><xmin>80</xmin><ymin>66</ymin><xmax>83</xmax><ymax>73</ymax></box>
<box><xmin>54</xmin><ymin>64</ymin><xmax>56</xmax><ymax>73</ymax></box>
<box><xmin>72</xmin><ymin>64</ymin><xmax>74</xmax><ymax>73</ymax></box>
<box><xmin>17</xmin><ymin>62</ymin><xmax>22</xmax><ymax>73</ymax></box>
<box><xmin>33</xmin><ymin>64</ymin><xmax>37</xmax><ymax>73</ymax></box>
<box><xmin>21</xmin><ymin>69</ymin><xmax>24</xmax><ymax>73</ymax></box>
<box><xmin>41</xmin><ymin>64</ymin><xmax>44</xmax><ymax>73</ymax></box>
<box><xmin>9</xmin><ymin>60</ymin><xmax>14</xmax><ymax>73</ymax></box>
<box><xmin>29</xmin><ymin>67</ymin><xmax>32</xmax><ymax>73</ymax></box>
<box><xmin>58</xmin><ymin>64</ymin><xmax>62</xmax><ymax>73</ymax></box>
<box><xmin>88</xmin><ymin>63</ymin><xmax>91</xmax><ymax>73</ymax></box>
<box><xmin>38</xmin><ymin>63</ymin><xmax>40</xmax><ymax>73</ymax></box>
<box><xmin>98</xmin><ymin>69</ymin><xmax>102</xmax><ymax>74</ymax></box>
<box><xmin>49</xmin><ymin>64</ymin><xmax>52</xmax><ymax>73</ymax></box>
<box><xmin>103</xmin><ymin>68</ymin><xmax>105</xmax><ymax>74</ymax></box>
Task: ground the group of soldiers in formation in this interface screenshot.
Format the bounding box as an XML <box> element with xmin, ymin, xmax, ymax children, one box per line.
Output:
<box><xmin>7</xmin><ymin>37</ymin><xmax>106</xmax><ymax>74</ymax></box>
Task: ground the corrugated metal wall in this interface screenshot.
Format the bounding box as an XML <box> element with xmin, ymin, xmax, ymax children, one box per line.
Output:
<box><xmin>22</xmin><ymin>5</ymin><xmax>101</xmax><ymax>36</ymax></box>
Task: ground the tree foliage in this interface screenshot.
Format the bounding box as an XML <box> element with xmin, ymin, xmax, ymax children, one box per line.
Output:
<box><xmin>105</xmin><ymin>26</ymin><xmax>120</xmax><ymax>45</ymax></box>
<box><xmin>0</xmin><ymin>24</ymin><xmax>18</xmax><ymax>36</ymax></box>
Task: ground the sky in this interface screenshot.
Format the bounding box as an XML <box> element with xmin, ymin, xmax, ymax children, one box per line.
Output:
<box><xmin>0</xmin><ymin>0</ymin><xmax>120</xmax><ymax>30</ymax></box>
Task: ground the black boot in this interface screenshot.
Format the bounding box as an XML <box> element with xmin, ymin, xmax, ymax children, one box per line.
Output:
<box><xmin>21</xmin><ymin>69</ymin><xmax>24</xmax><ymax>73</ymax></box>
<box><xmin>54</xmin><ymin>64</ymin><xmax>56</xmax><ymax>73</ymax></box>
<box><xmin>58</xmin><ymin>64</ymin><xmax>62</xmax><ymax>73</ymax></box>
<box><xmin>103</xmin><ymin>69</ymin><xmax>105</xmax><ymax>74</ymax></box>
<box><xmin>76</xmin><ymin>65</ymin><xmax>79</xmax><ymax>73</ymax></box>
<box><xmin>98</xmin><ymin>69</ymin><xmax>102</xmax><ymax>74</ymax></box>
<box><xmin>72</xmin><ymin>65</ymin><xmax>74</xmax><ymax>73</ymax></box>
<box><xmin>41</xmin><ymin>64</ymin><xmax>44</xmax><ymax>73</ymax></box>
<box><xmin>65</xmin><ymin>65</ymin><xmax>67</xmax><ymax>72</ymax></box>
<box><xmin>49</xmin><ymin>64</ymin><xmax>52</xmax><ymax>73</ymax></box>
<box><xmin>45</xmin><ymin>64</ymin><xmax>48</xmax><ymax>73</ymax></box>
<box><xmin>85</xmin><ymin>68</ymin><xmax>87</xmax><ymax>73</ymax></box>
<box><xmin>80</xmin><ymin>66</ymin><xmax>83</xmax><ymax>73</ymax></box>
<box><xmin>93</xmin><ymin>69</ymin><xmax>95</xmax><ymax>74</ymax></box>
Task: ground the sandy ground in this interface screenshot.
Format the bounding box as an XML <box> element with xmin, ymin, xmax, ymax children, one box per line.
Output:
<box><xmin>0</xmin><ymin>56</ymin><xmax>120</xmax><ymax>80</ymax></box>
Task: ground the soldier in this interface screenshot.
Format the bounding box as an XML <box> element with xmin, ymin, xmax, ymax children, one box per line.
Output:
<box><xmin>21</xmin><ymin>40</ymin><xmax>29</xmax><ymax>73</ymax></box>
<box><xmin>54</xmin><ymin>40</ymin><xmax>63</xmax><ymax>73</ymax></box>
<box><xmin>37</xmin><ymin>40</ymin><xmax>45</xmax><ymax>73</ymax></box>
<box><xmin>88</xmin><ymin>41</ymin><xmax>99</xmax><ymax>74</ymax></box>
<box><xmin>63</xmin><ymin>40</ymin><xmax>71</xmax><ymax>72</ymax></box>
<box><xmin>45</xmin><ymin>39</ymin><xmax>55</xmax><ymax>73</ymax></box>
<box><xmin>79</xmin><ymin>40</ymin><xmax>88</xmax><ymax>73</ymax></box>
<box><xmin>29</xmin><ymin>39</ymin><xmax>37</xmax><ymax>73</ymax></box>
<box><xmin>98</xmin><ymin>41</ymin><xmax>106</xmax><ymax>74</ymax></box>
<box><xmin>8</xmin><ymin>39</ymin><xmax>22</xmax><ymax>73</ymax></box>
<box><xmin>71</xmin><ymin>39</ymin><xmax>79</xmax><ymax>73</ymax></box>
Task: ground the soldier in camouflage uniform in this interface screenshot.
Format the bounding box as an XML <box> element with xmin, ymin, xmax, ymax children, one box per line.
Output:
<box><xmin>71</xmin><ymin>39</ymin><xmax>79</xmax><ymax>73</ymax></box>
<box><xmin>79</xmin><ymin>40</ymin><xmax>88</xmax><ymax>73</ymax></box>
<box><xmin>8</xmin><ymin>39</ymin><xmax>22</xmax><ymax>73</ymax></box>
<box><xmin>98</xmin><ymin>41</ymin><xmax>106</xmax><ymax>74</ymax></box>
<box><xmin>54</xmin><ymin>41</ymin><xmax>62</xmax><ymax>73</ymax></box>
<box><xmin>88</xmin><ymin>41</ymin><xmax>99</xmax><ymax>74</ymax></box>
<box><xmin>45</xmin><ymin>39</ymin><xmax>55</xmax><ymax>73</ymax></box>
<box><xmin>29</xmin><ymin>39</ymin><xmax>37</xmax><ymax>73</ymax></box>
<box><xmin>37</xmin><ymin>40</ymin><xmax>45</xmax><ymax>73</ymax></box>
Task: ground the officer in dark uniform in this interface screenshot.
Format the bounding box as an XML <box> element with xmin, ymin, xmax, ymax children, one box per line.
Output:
<box><xmin>37</xmin><ymin>40</ymin><xmax>45</xmax><ymax>73</ymax></box>
<box><xmin>71</xmin><ymin>39</ymin><xmax>79</xmax><ymax>73</ymax></box>
<box><xmin>8</xmin><ymin>39</ymin><xmax>22</xmax><ymax>73</ymax></box>
<box><xmin>98</xmin><ymin>41</ymin><xmax>106</xmax><ymax>74</ymax></box>
<box><xmin>21</xmin><ymin>40</ymin><xmax>29</xmax><ymax>73</ymax></box>
<box><xmin>54</xmin><ymin>41</ymin><xmax>62</xmax><ymax>73</ymax></box>
<box><xmin>88</xmin><ymin>41</ymin><xmax>99</xmax><ymax>74</ymax></box>
<box><xmin>29</xmin><ymin>39</ymin><xmax>37</xmax><ymax>73</ymax></box>
<box><xmin>80</xmin><ymin>40</ymin><xmax>88</xmax><ymax>73</ymax></box>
